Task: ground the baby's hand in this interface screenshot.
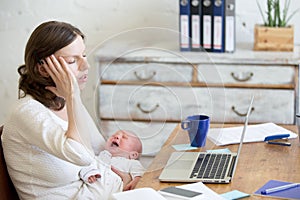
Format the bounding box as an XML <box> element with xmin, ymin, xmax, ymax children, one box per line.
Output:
<box><xmin>87</xmin><ymin>174</ymin><xmax>101</xmax><ymax>183</ymax></box>
<box><xmin>79</xmin><ymin>167</ymin><xmax>101</xmax><ymax>184</ymax></box>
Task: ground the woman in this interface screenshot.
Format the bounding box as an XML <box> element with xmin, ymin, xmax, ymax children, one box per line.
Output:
<box><xmin>2</xmin><ymin>21</ymin><xmax>130</xmax><ymax>199</ymax></box>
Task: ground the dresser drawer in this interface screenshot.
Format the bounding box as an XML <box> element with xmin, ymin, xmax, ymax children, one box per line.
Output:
<box><xmin>100</xmin><ymin>62</ymin><xmax>193</xmax><ymax>82</ymax></box>
<box><xmin>191</xmin><ymin>87</ymin><xmax>294</xmax><ymax>123</ymax></box>
<box><xmin>99</xmin><ymin>85</ymin><xmax>209</xmax><ymax>122</ymax></box>
<box><xmin>99</xmin><ymin>120</ymin><xmax>178</xmax><ymax>156</ymax></box>
<box><xmin>99</xmin><ymin>85</ymin><xmax>294</xmax><ymax>124</ymax></box>
<box><xmin>197</xmin><ymin>64</ymin><xmax>295</xmax><ymax>86</ymax></box>
<box><xmin>219</xmin><ymin>88</ymin><xmax>294</xmax><ymax>124</ymax></box>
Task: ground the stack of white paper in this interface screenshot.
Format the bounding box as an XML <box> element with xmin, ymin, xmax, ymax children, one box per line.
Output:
<box><xmin>167</xmin><ymin>182</ymin><xmax>226</xmax><ymax>200</ymax></box>
<box><xmin>111</xmin><ymin>187</ymin><xmax>166</xmax><ymax>200</ymax></box>
<box><xmin>111</xmin><ymin>182</ymin><xmax>225</xmax><ymax>200</ymax></box>
<box><xmin>208</xmin><ymin>122</ymin><xmax>297</xmax><ymax>146</ymax></box>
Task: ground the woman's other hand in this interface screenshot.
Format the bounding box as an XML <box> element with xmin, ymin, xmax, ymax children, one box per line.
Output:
<box><xmin>123</xmin><ymin>176</ymin><xmax>141</xmax><ymax>191</ymax></box>
<box><xmin>111</xmin><ymin>167</ymin><xmax>132</xmax><ymax>191</ymax></box>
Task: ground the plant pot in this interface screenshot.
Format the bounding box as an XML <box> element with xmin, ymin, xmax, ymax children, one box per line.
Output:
<box><xmin>253</xmin><ymin>24</ymin><xmax>294</xmax><ymax>51</ymax></box>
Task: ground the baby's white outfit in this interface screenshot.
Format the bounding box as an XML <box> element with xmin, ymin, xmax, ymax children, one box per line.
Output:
<box><xmin>80</xmin><ymin>150</ymin><xmax>145</xmax><ymax>183</ymax></box>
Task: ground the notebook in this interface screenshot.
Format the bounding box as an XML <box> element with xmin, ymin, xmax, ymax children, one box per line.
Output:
<box><xmin>159</xmin><ymin>96</ymin><xmax>254</xmax><ymax>183</ymax></box>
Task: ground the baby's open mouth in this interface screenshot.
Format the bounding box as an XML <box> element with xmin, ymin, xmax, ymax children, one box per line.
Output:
<box><xmin>111</xmin><ymin>141</ymin><xmax>119</xmax><ymax>147</ymax></box>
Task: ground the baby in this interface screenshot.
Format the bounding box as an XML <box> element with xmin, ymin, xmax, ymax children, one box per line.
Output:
<box><xmin>79</xmin><ymin>130</ymin><xmax>145</xmax><ymax>190</ymax></box>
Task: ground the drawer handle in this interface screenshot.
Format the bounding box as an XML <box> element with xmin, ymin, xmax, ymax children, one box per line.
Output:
<box><xmin>231</xmin><ymin>106</ymin><xmax>255</xmax><ymax>117</ymax></box>
<box><xmin>231</xmin><ymin>72</ymin><xmax>253</xmax><ymax>82</ymax></box>
<box><xmin>137</xmin><ymin>103</ymin><xmax>159</xmax><ymax>114</ymax></box>
<box><xmin>134</xmin><ymin>71</ymin><xmax>156</xmax><ymax>81</ymax></box>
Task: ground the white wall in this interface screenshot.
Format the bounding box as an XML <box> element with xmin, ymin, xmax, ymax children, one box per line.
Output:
<box><xmin>1</xmin><ymin>0</ymin><xmax>300</xmax><ymax>124</ymax></box>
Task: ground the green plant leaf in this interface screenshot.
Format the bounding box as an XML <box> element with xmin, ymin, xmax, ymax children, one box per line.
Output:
<box><xmin>257</xmin><ymin>0</ymin><xmax>299</xmax><ymax>27</ymax></box>
<box><xmin>256</xmin><ymin>0</ymin><xmax>267</xmax><ymax>25</ymax></box>
<box><xmin>285</xmin><ymin>8</ymin><xmax>300</xmax><ymax>25</ymax></box>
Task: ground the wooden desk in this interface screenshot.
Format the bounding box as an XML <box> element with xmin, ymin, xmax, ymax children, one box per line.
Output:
<box><xmin>136</xmin><ymin>124</ymin><xmax>300</xmax><ymax>199</ymax></box>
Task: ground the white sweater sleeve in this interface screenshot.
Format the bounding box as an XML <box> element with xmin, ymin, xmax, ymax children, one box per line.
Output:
<box><xmin>11</xmin><ymin>97</ymin><xmax>94</xmax><ymax>165</ymax></box>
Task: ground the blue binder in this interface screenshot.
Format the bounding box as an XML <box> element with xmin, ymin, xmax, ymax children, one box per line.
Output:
<box><xmin>212</xmin><ymin>0</ymin><xmax>225</xmax><ymax>52</ymax></box>
<box><xmin>179</xmin><ymin>0</ymin><xmax>191</xmax><ymax>51</ymax></box>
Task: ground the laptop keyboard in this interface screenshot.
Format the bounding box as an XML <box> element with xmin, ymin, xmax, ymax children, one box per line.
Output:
<box><xmin>190</xmin><ymin>153</ymin><xmax>231</xmax><ymax>179</ymax></box>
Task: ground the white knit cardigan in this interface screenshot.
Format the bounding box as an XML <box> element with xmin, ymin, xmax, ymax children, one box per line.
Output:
<box><xmin>2</xmin><ymin>96</ymin><xmax>123</xmax><ymax>200</ymax></box>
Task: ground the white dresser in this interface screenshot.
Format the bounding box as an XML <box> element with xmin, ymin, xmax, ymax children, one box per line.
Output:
<box><xmin>95</xmin><ymin>43</ymin><xmax>300</xmax><ymax>156</ymax></box>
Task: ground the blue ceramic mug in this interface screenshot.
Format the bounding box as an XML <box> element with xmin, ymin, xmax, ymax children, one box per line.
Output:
<box><xmin>181</xmin><ymin>115</ymin><xmax>210</xmax><ymax>147</ymax></box>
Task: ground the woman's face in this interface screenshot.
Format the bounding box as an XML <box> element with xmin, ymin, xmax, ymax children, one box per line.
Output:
<box><xmin>54</xmin><ymin>35</ymin><xmax>89</xmax><ymax>90</ymax></box>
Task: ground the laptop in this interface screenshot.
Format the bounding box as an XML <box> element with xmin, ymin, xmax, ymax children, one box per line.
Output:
<box><xmin>159</xmin><ymin>96</ymin><xmax>254</xmax><ymax>183</ymax></box>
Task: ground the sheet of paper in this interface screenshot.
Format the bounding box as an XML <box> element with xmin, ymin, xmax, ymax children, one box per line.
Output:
<box><xmin>112</xmin><ymin>187</ymin><xmax>167</xmax><ymax>200</ymax></box>
<box><xmin>207</xmin><ymin>123</ymin><xmax>298</xmax><ymax>146</ymax></box>
<box><xmin>113</xmin><ymin>183</ymin><xmax>225</xmax><ymax>200</ymax></box>
<box><xmin>175</xmin><ymin>182</ymin><xmax>226</xmax><ymax>200</ymax></box>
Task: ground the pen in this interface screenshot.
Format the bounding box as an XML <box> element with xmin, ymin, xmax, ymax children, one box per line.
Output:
<box><xmin>266</xmin><ymin>141</ymin><xmax>291</xmax><ymax>146</ymax></box>
<box><xmin>261</xmin><ymin>183</ymin><xmax>299</xmax><ymax>195</ymax></box>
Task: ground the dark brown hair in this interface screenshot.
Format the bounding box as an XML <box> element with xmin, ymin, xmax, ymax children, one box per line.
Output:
<box><xmin>18</xmin><ymin>21</ymin><xmax>85</xmax><ymax>110</ymax></box>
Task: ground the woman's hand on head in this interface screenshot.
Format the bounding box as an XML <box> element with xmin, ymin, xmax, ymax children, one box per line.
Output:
<box><xmin>43</xmin><ymin>55</ymin><xmax>80</xmax><ymax>100</ymax></box>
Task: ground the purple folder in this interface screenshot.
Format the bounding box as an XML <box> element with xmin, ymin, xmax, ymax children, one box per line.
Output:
<box><xmin>254</xmin><ymin>180</ymin><xmax>300</xmax><ymax>199</ymax></box>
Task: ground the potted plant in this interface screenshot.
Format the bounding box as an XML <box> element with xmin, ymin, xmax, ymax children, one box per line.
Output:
<box><xmin>254</xmin><ymin>0</ymin><xmax>299</xmax><ymax>51</ymax></box>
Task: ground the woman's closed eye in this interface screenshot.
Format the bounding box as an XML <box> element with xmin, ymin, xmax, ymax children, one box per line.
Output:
<box><xmin>66</xmin><ymin>55</ymin><xmax>86</xmax><ymax>64</ymax></box>
<box><xmin>67</xmin><ymin>60</ymin><xmax>76</xmax><ymax>64</ymax></box>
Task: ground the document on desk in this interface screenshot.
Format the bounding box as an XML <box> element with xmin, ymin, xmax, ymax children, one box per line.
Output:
<box><xmin>160</xmin><ymin>182</ymin><xmax>226</xmax><ymax>200</ymax></box>
<box><xmin>112</xmin><ymin>182</ymin><xmax>225</xmax><ymax>200</ymax></box>
<box><xmin>112</xmin><ymin>187</ymin><xmax>167</xmax><ymax>200</ymax></box>
<box><xmin>208</xmin><ymin>123</ymin><xmax>297</xmax><ymax>146</ymax></box>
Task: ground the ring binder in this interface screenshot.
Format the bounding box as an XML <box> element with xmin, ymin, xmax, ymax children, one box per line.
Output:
<box><xmin>213</xmin><ymin>0</ymin><xmax>225</xmax><ymax>52</ymax></box>
<box><xmin>190</xmin><ymin>0</ymin><xmax>202</xmax><ymax>51</ymax></box>
<box><xmin>202</xmin><ymin>0</ymin><xmax>213</xmax><ymax>52</ymax></box>
<box><xmin>179</xmin><ymin>0</ymin><xmax>191</xmax><ymax>51</ymax></box>
<box><xmin>178</xmin><ymin>0</ymin><xmax>235</xmax><ymax>53</ymax></box>
<box><xmin>225</xmin><ymin>0</ymin><xmax>235</xmax><ymax>52</ymax></box>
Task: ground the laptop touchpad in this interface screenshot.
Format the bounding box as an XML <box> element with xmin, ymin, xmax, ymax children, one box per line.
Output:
<box><xmin>166</xmin><ymin>160</ymin><xmax>194</xmax><ymax>169</ymax></box>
